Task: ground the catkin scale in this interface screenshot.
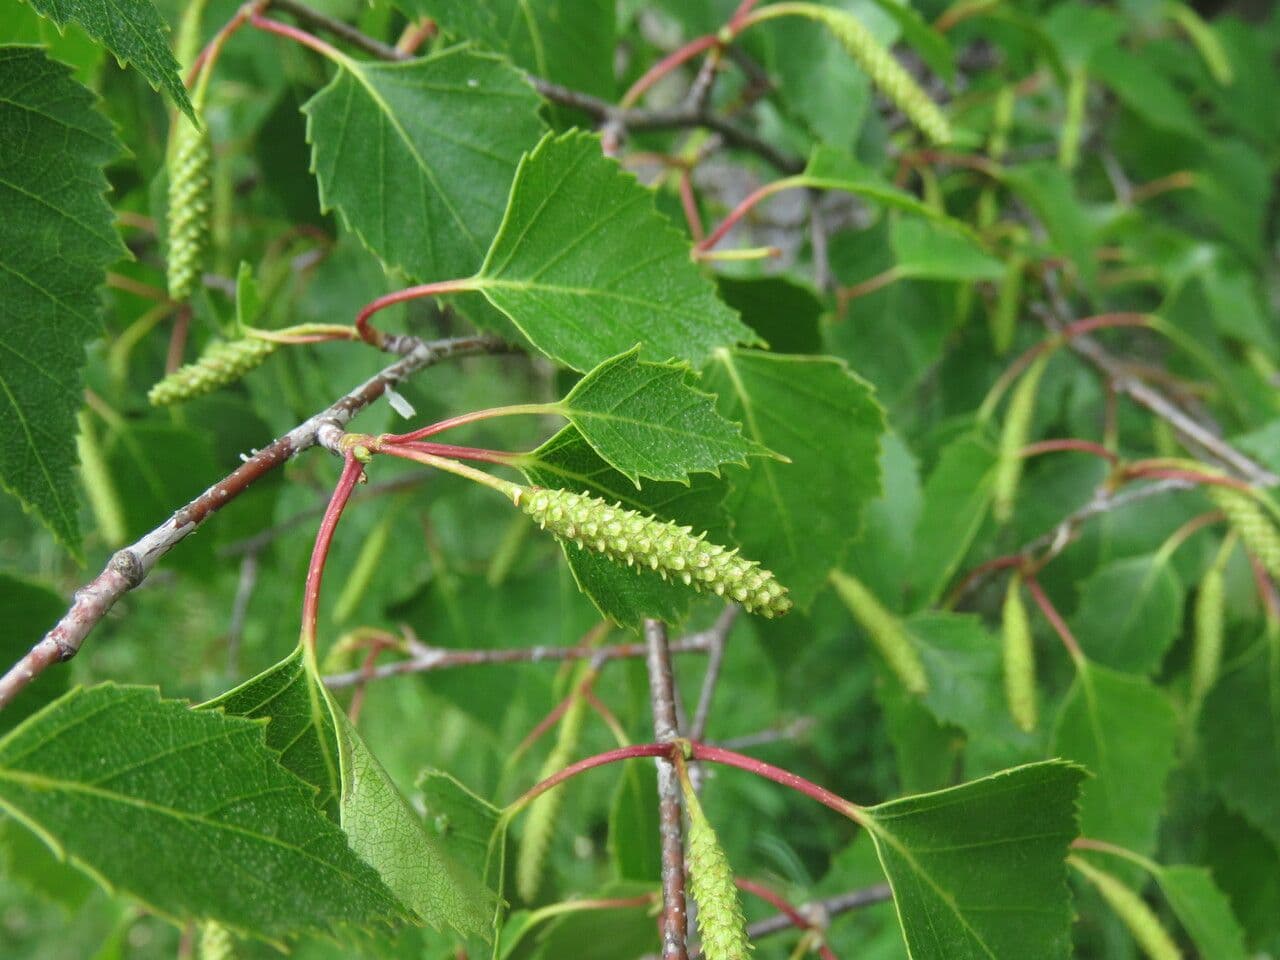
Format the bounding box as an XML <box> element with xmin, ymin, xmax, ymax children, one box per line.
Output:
<box><xmin>829</xmin><ymin>571</ymin><xmax>928</xmax><ymax>694</ymax></box>
<box><xmin>1071</xmin><ymin>858</ymin><xmax>1180</xmax><ymax>960</ymax></box>
<box><xmin>683</xmin><ymin>784</ymin><xmax>752</xmax><ymax>960</ymax></box>
<box><xmin>166</xmin><ymin>112</ymin><xmax>213</xmax><ymax>302</ymax></box>
<box><xmin>1001</xmin><ymin>574</ymin><xmax>1037</xmax><ymax>732</ymax></box>
<box><xmin>516</xmin><ymin>689</ymin><xmax>588</xmax><ymax>902</ymax></box>
<box><xmin>148</xmin><ymin>336</ymin><xmax>277</xmax><ymax>406</ymax></box>
<box><xmin>993</xmin><ymin>353</ymin><xmax>1048</xmax><ymax>524</ymax></box>
<box><xmin>516</xmin><ymin>487</ymin><xmax>791</xmax><ymax>618</ymax></box>
<box><xmin>1208</xmin><ymin>487</ymin><xmax>1280</xmax><ymax>580</ymax></box>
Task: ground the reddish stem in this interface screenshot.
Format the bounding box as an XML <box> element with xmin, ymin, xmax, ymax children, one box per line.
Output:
<box><xmin>511</xmin><ymin>743</ymin><xmax>673</xmax><ymax>810</ymax></box>
<box><xmin>621</xmin><ymin>34</ymin><xmax>721</xmax><ymax>108</ymax></box>
<box><xmin>302</xmin><ymin>455</ymin><xmax>364</xmax><ymax>648</ymax></box>
<box><xmin>251</xmin><ymin>13</ymin><xmax>344</xmax><ymax>60</ymax></box>
<box><xmin>353</xmin><ymin>279</ymin><xmax>475</xmax><ymax>346</ymax></box>
<box><xmin>166</xmin><ymin>307</ymin><xmax>191</xmax><ymax>373</ymax></box>
<box><xmin>1020</xmin><ymin>438</ymin><xmax>1119</xmax><ymax>465</ymax></box>
<box><xmin>943</xmin><ymin>554</ymin><xmax>1025</xmax><ymax>608</ymax></box>
<box><xmin>698</xmin><ymin>180</ymin><xmax>795</xmax><ymax>252</ymax></box>
<box><xmin>1023</xmin><ymin>575</ymin><xmax>1083</xmax><ymax>662</ymax></box>
<box><xmin>835</xmin><ymin>268</ymin><xmax>900</xmax><ymax>315</ymax></box>
<box><xmin>382</xmin><ymin>441</ymin><xmax>516</xmax><ymax>467</ymax></box>
<box><xmin>1248</xmin><ymin>554</ymin><xmax>1280</xmax><ymax>625</ymax></box>
<box><xmin>1120</xmin><ymin>466</ymin><xmax>1253</xmax><ymax>493</ymax></box>
<box><xmin>1061</xmin><ymin>312</ymin><xmax>1151</xmax><ymax>339</ymax></box>
<box><xmin>728</xmin><ymin>0</ymin><xmax>764</xmax><ymax>30</ymax></box>
<box><xmin>735</xmin><ymin>878</ymin><xmax>837</xmax><ymax>958</ymax></box>
<box><xmin>189</xmin><ymin>0</ymin><xmax>263</xmax><ymax>85</ymax></box>
<box><xmin>689</xmin><ymin>743</ymin><xmax>859</xmax><ymax>819</ymax></box>
<box><xmin>679</xmin><ymin>170</ymin><xmax>705</xmax><ymax>243</ymax></box>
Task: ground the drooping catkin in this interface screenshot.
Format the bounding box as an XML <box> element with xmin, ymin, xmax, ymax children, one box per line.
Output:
<box><xmin>990</xmin><ymin>254</ymin><xmax>1025</xmax><ymax>356</ymax></box>
<box><xmin>1190</xmin><ymin>534</ymin><xmax>1234</xmax><ymax>715</ymax></box>
<box><xmin>148</xmin><ymin>336</ymin><xmax>277</xmax><ymax>405</ymax></box>
<box><xmin>829</xmin><ymin>570</ymin><xmax>928</xmax><ymax>694</ymax></box>
<box><xmin>1070</xmin><ymin>858</ymin><xmax>1180</xmax><ymax>960</ymax></box>
<box><xmin>1002</xmin><ymin>573</ymin><xmax>1037</xmax><ymax>732</ymax></box>
<box><xmin>516</xmin><ymin>487</ymin><xmax>791</xmax><ymax>618</ymax></box>
<box><xmin>166</xmin><ymin>111</ymin><xmax>213</xmax><ymax>302</ymax></box>
<box><xmin>516</xmin><ymin>684</ymin><xmax>589</xmax><ymax>902</ymax></box>
<box><xmin>682</xmin><ymin>782</ymin><xmax>752</xmax><ymax>960</ymax></box>
<box><xmin>993</xmin><ymin>353</ymin><xmax>1049</xmax><ymax>524</ymax></box>
<box><xmin>1208</xmin><ymin>486</ymin><xmax>1280</xmax><ymax>580</ymax></box>
<box><xmin>199</xmin><ymin>921</ymin><xmax>235</xmax><ymax>960</ymax></box>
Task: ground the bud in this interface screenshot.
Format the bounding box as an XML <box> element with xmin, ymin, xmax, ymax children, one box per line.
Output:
<box><xmin>148</xmin><ymin>336</ymin><xmax>278</xmax><ymax>406</ymax></box>
<box><xmin>516</xmin><ymin>487</ymin><xmax>791</xmax><ymax>618</ymax></box>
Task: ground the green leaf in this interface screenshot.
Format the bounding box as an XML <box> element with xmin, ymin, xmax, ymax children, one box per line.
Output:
<box><xmin>1069</xmin><ymin>553</ymin><xmax>1184</xmax><ymax>674</ymax></box>
<box><xmin>703</xmin><ymin>350</ymin><xmax>884</xmax><ymax>609</ymax></box>
<box><xmin>0</xmin><ymin>684</ymin><xmax>404</xmax><ymax>941</ymax></box>
<box><xmin>0</xmin><ymin>47</ymin><xmax>125</xmax><ymax>550</ymax></box>
<box><xmin>716</xmin><ymin>275</ymin><xmax>824</xmax><ymax>355</ymax></box>
<box><xmin>473</xmin><ymin>131</ymin><xmax>758</xmax><ymax>371</ymax></box>
<box><xmin>559</xmin><ymin>347</ymin><xmax>761</xmax><ymax>486</ymax></box>
<box><xmin>909</xmin><ymin>431</ymin><xmax>997</xmax><ymax>609</ymax></box>
<box><xmin>803</xmin><ymin>145</ymin><xmax>945</xmax><ymax>221</ymax></box>
<box><xmin>891</xmin><ymin>218</ymin><xmax>1005</xmax><ymax>281</ymax></box>
<box><xmin>1155</xmin><ymin>865</ymin><xmax>1248</xmax><ymax>960</ymax></box>
<box><xmin>211</xmin><ymin>646</ymin><xmax>495</xmax><ymax>938</ymax></box>
<box><xmin>417</xmin><ymin>769</ymin><xmax>503</xmax><ymax>882</ymax></box>
<box><xmin>21</xmin><ymin>0</ymin><xmax>193</xmax><ymax>119</ymax></box>
<box><xmin>203</xmin><ymin>645</ymin><xmax>341</xmax><ymax>817</ymax></box>
<box><xmin>329</xmin><ymin>698</ymin><xmax>495</xmax><ymax>940</ymax></box>
<box><xmin>1201</xmin><ymin>637</ymin><xmax>1280</xmax><ymax>850</ymax></box>
<box><xmin>303</xmin><ymin>46</ymin><xmax>546</xmax><ymax>283</ymax></box>
<box><xmin>861</xmin><ymin>761</ymin><xmax>1085</xmax><ymax>960</ymax></box>
<box><xmin>520</xmin><ymin>425</ymin><xmax>728</xmax><ymax>627</ymax></box>
<box><xmin>0</xmin><ymin>575</ymin><xmax>66</xmax><ymax>736</ymax></box>
<box><xmin>1052</xmin><ymin>661</ymin><xmax>1177</xmax><ymax>857</ymax></box>
<box><xmin>405</xmin><ymin>0</ymin><xmax>615</xmax><ymax>101</ymax></box>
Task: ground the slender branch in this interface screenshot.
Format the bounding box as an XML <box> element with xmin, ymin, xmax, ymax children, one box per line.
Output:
<box><xmin>726</xmin><ymin>885</ymin><xmax>893</xmax><ymax>948</ymax></box>
<box><xmin>645</xmin><ymin>619</ymin><xmax>690</xmax><ymax>960</ymax></box>
<box><xmin>0</xmin><ymin>334</ymin><xmax>507</xmax><ymax>712</ymax></box>
<box><xmin>690</xmin><ymin>605</ymin><xmax>739</xmax><ymax>741</ymax></box>
<box><xmin>269</xmin><ymin>0</ymin><xmax>406</xmax><ymax>61</ymax></box>
<box><xmin>324</xmin><ymin>634</ymin><xmax>714</xmax><ymax>688</ymax></box>
<box><xmin>1023</xmin><ymin>575</ymin><xmax>1084</xmax><ymax>663</ymax></box>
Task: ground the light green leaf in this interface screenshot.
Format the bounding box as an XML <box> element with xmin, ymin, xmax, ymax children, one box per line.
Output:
<box><xmin>1156</xmin><ymin>865</ymin><xmax>1248</xmax><ymax>960</ymax></box>
<box><xmin>891</xmin><ymin>219</ymin><xmax>1005</xmax><ymax>282</ymax></box>
<box><xmin>909</xmin><ymin>431</ymin><xmax>997</xmax><ymax>609</ymax></box>
<box><xmin>1052</xmin><ymin>661</ymin><xmax>1177</xmax><ymax>857</ymax></box>
<box><xmin>303</xmin><ymin>46</ymin><xmax>546</xmax><ymax>283</ymax></box>
<box><xmin>703</xmin><ymin>350</ymin><xmax>884</xmax><ymax>609</ymax></box>
<box><xmin>0</xmin><ymin>684</ymin><xmax>404</xmax><ymax>941</ymax></box>
<box><xmin>1201</xmin><ymin>637</ymin><xmax>1280</xmax><ymax>850</ymax></box>
<box><xmin>608</xmin><ymin>761</ymin><xmax>659</xmax><ymax>883</ymax></box>
<box><xmin>474</xmin><ymin>131</ymin><xmax>758</xmax><ymax>371</ymax></box>
<box><xmin>21</xmin><ymin>0</ymin><xmax>193</xmax><ymax>118</ymax></box>
<box><xmin>519</xmin><ymin>425</ymin><xmax>728</xmax><ymax>627</ymax></box>
<box><xmin>805</xmin><ymin>145</ymin><xmax>947</xmax><ymax>221</ymax></box>
<box><xmin>1069</xmin><ymin>553</ymin><xmax>1184</xmax><ymax>674</ymax></box>
<box><xmin>0</xmin><ymin>47</ymin><xmax>125</xmax><ymax>551</ymax></box>
<box><xmin>861</xmin><ymin>761</ymin><xmax>1085</xmax><ymax>960</ymax></box>
<box><xmin>417</xmin><ymin>769</ymin><xmax>503</xmax><ymax>882</ymax></box>
<box><xmin>559</xmin><ymin>347</ymin><xmax>762</xmax><ymax>485</ymax></box>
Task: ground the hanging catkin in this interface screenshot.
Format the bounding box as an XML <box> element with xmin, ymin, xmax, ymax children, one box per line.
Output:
<box><xmin>1208</xmin><ymin>486</ymin><xmax>1280</xmax><ymax>580</ymax></box>
<box><xmin>1002</xmin><ymin>573</ymin><xmax>1037</xmax><ymax>732</ymax></box>
<box><xmin>148</xmin><ymin>336</ymin><xmax>277</xmax><ymax>406</ymax></box>
<box><xmin>830</xmin><ymin>570</ymin><xmax>928</xmax><ymax>694</ymax></box>
<box><xmin>1070</xmin><ymin>858</ymin><xmax>1180</xmax><ymax>960</ymax></box>
<box><xmin>682</xmin><ymin>779</ymin><xmax>752</xmax><ymax>959</ymax></box>
<box><xmin>993</xmin><ymin>352</ymin><xmax>1049</xmax><ymax>524</ymax></box>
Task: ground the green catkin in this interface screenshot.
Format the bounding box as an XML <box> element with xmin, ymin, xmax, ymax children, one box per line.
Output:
<box><xmin>516</xmin><ymin>487</ymin><xmax>791</xmax><ymax>618</ymax></box>
<box><xmin>76</xmin><ymin>410</ymin><xmax>127</xmax><ymax>547</ymax></box>
<box><xmin>1058</xmin><ymin>67</ymin><xmax>1088</xmax><ymax>171</ymax></box>
<box><xmin>993</xmin><ymin>352</ymin><xmax>1048</xmax><ymax>524</ymax></box>
<box><xmin>148</xmin><ymin>336</ymin><xmax>278</xmax><ymax>406</ymax></box>
<box><xmin>682</xmin><ymin>782</ymin><xmax>752</xmax><ymax>960</ymax></box>
<box><xmin>199</xmin><ymin>921</ymin><xmax>235</xmax><ymax>960</ymax></box>
<box><xmin>166</xmin><ymin>111</ymin><xmax>213</xmax><ymax>302</ymax></box>
<box><xmin>989</xmin><ymin>254</ymin><xmax>1025</xmax><ymax>356</ymax></box>
<box><xmin>1001</xmin><ymin>573</ymin><xmax>1037</xmax><ymax>732</ymax></box>
<box><xmin>332</xmin><ymin>513</ymin><xmax>393</xmax><ymax>625</ymax></box>
<box><xmin>829</xmin><ymin>571</ymin><xmax>928</xmax><ymax>694</ymax></box>
<box><xmin>1070</xmin><ymin>858</ymin><xmax>1180</xmax><ymax>960</ymax></box>
<box><xmin>516</xmin><ymin>682</ymin><xmax>589</xmax><ymax>902</ymax></box>
<box><xmin>1189</xmin><ymin>560</ymin><xmax>1225</xmax><ymax>715</ymax></box>
<box><xmin>1208</xmin><ymin>486</ymin><xmax>1280</xmax><ymax>580</ymax></box>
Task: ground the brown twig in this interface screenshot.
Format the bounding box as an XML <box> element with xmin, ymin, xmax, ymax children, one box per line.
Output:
<box><xmin>645</xmin><ymin>619</ymin><xmax>690</xmax><ymax>960</ymax></box>
<box><xmin>690</xmin><ymin>605</ymin><xmax>740</xmax><ymax>741</ymax></box>
<box><xmin>0</xmin><ymin>334</ymin><xmax>508</xmax><ymax>712</ymax></box>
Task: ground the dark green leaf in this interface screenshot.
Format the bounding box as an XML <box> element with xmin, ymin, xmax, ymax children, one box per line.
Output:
<box><xmin>0</xmin><ymin>575</ymin><xmax>65</xmax><ymax>735</ymax></box>
<box><xmin>0</xmin><ymin>47</ymin><xmax>125</xmax><ymax>550</ymax></box>
<box><xmin>891</xmin><ymin>219</ymin><xmax>1004</xmax><ymax>282</ymax></box>
<box><xmin>304</xmin><ymin>47</ymin><xmax>546</xmax><ymax>283</ymax></box>
<box><xmin>862</xmin><ymin>761</ymin><xmax>1085</xmax><ymax>960</ymax></box>
<box><xmin>1156</xmin><ymin>864</ymin><xmax>1248</xmax><ymax>960</ymax></box>
<box><xmin>559</xmin><ymin>347</ymin><xmax>761</xmax><ymax>485</ymax></box>
<box><xmin>1069</xmin><ymin>553</ymin><xmax>1183</xmax><ymax>674</ymax></box>
<box><xmin>608</xmin><ymin>760</ymin><xmax>659</xmax><ymax>882</ymax></box>
<box><xmin>474</xmin><ymin>131</ymin><xmax>757</xmax><ymax>371</ymax></box>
